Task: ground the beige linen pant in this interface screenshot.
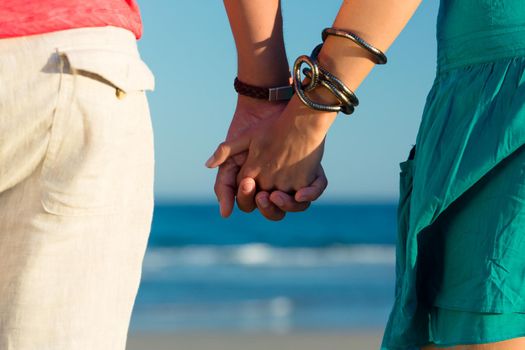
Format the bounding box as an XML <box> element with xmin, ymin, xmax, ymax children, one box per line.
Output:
<box><xmin>0</xmin><ymin>27</ymin><xmax>155</xmax><ymax>349</ymax></box>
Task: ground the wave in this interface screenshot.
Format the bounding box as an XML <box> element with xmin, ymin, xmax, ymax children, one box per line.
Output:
<box><xmin>142</xmin><ymin>244</ymin><xmax>395</xmax><ymax>271</ymax></box>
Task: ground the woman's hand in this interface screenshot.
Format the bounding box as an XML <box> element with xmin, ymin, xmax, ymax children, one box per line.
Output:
<box><xmin>207</xmin><ymin>96</ymin><xmax>334</xmax><ymax>210</ymax></box>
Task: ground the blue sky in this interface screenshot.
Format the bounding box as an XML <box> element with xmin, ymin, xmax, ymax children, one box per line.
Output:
<box><xmin>137</xmin><ymin>1</ymin><xmax>439</xmax><ymax>203</ymax></box>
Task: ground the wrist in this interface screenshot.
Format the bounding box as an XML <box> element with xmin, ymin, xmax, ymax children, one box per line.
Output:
<box><xmin>237</xmin><ymin>48</ymin><xmax>290</xmax><ymax>87</ymax></box>
<box><xmin>283</xmin><ymin>96</ymin><xmax>337</xmax><ymax>138</ymax></box>
<box><xmin>315</xmin><ymin>36</ymin><xmax>376</xmax><ymax>92</ymax></box>
<box><xmin>237</xmin><ymin>67</ymin><xmax>291</xmax><ymax>88</ymax></box>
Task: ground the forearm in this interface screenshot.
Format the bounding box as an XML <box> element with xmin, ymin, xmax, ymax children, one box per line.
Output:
<box><xmin>223</xmin><ymin>0</ymin><xmax>290</xmax><ymax>87</ymax></box>
<box><xmin>297</xmin><ymin>0</ymin><xmax>422</xmax><ymax>132</ymax></box>
<box><xmin>320</xmin><ymin>0</ymin><xmax>421</xmax><ymax>91</ymax></box>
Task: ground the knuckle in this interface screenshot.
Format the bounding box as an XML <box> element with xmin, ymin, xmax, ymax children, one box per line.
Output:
<box><xmin>275</xmin><ymin>181</ymin><xmax>293</xmax><ymax>194</ymax></box>
<box><xmin>217</xmin><ymin>142</ymin><xmax>228</xmax><ymax>155</ymax></box>
<box><xmin>240</xmin><ymin>165</ymin><xmax>261</xmax><ymax>180</ymax></box>
<box><xmin>288</xmin><ymin>201</ymin><xmax>309</xmax><ymax>212</ymax></box>
<box><xmin>268</xmin><ymin>212</ymin><xmax>286</xmax><ymax>221</ymax></box>
<box><xmin>213</xmin><ymin>183</ymin><xmax>224</xmax><ymax>197</ymax></box>
<box><xmin>233</xmin><ymin>152</ymin><xmax>247</xmax><ymax>166</ymax></box>
<box><xmin>258</xmin><ymin>179</ymin><xmax>274</xmax><ymax>192</ymax></box>
<box><xmin>259</xmin><ymin>203</ymin><xmax>286</xmax><ymax>220</ymax></box>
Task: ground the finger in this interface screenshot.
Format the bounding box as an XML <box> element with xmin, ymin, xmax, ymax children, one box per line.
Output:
<box><xmin>205</xmin><ymin>135</ymin><xmax>251</xmax><ymax>168</ymax></box>
<box><xmin>236</xmin><ymin>177</ymin><xmax>257</xmax><ymax>213</ymax></box>
<box><xmin>213</xmin><ymin>159</ymin><xmax>239</xmax><ymax>218</ymax></box>
<box><xmin>269</xmin><ymin>191</ymin><xmax>311</xmax><ymax>212</ymax></box>
<box><xmin>295</xmin><ymin>167</ymin><xmax>328</xmax><ymax>202</ymax></box>
<box><xmin>256</xmin><ymin>192</ymin><xmax>286</xmax><ymax>221</ymax></box>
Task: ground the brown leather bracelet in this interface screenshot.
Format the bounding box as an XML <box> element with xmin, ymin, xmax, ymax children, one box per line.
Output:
<box><xmin>234</xmin><ymin>77</ymin><xmax>294</xmax><ymax>101</ymax></box>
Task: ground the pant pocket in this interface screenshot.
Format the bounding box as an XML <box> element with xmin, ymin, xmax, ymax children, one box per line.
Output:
<box><xmin>40</xmin><ymin>48</ymin><xmax>155</xmax><ymax>216</ymax></box>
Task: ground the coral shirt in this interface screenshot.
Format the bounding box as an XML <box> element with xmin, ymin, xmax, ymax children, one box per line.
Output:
<box><xmin>0</xmin><ymin>0</ymin><xmax>142</xmax><ymax>39</ymax></box>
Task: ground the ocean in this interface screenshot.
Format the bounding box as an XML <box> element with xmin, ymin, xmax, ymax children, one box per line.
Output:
<box><xmin>129</xmin><ymin>203</ymin><xmax>398</xmax><ymax>333</ymax></box>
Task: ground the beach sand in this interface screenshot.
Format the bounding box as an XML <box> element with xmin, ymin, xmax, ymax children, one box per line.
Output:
<box><xmin>127</xmin><ymin>331</ymin><xmax>383</xmax><ymax>350</ymax></box>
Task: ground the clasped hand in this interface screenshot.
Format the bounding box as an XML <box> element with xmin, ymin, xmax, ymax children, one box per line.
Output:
<box><xmin>206</xmin><ymin>95</ymin><xmax>330</xmax><ymax>221</ymax></box>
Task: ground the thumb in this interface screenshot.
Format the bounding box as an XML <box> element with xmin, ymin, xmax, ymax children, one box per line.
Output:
<box><xmin>205</xmin><ymin>134</ymin><xmax>251</xmax><ymax>168</ymax></box>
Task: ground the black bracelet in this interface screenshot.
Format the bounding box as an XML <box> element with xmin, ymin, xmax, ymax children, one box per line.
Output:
<box><xmin>322</xmin><ymin>28</ymin><xmax>387</xmax><ymax>65</ymax></box>
<box><xmin>292</xmin><ymin>28</ymin><xmax>388</xmax><ymax>115</ymax></box>
<box><xmin>293</xmin><ymin>44</ymin><xmax>359</xmax><ymax>115</ymax></box>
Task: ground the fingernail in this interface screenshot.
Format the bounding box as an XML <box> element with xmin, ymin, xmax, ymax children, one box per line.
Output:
<box><xmin>272</xmin><ymin>194</ymin><xmax>284</xmax><ymax>207</ymax></box>
<box><xmin>296</xmin><ymin>195</ymin><xmax>305</xmax><ymax>202</ymax></box>
<box><xmin>205</xmin><ymin>155</ymin><xmax>215</xmax><ymax>167</ymax></box>
<box><xmin>242</xmin><ymin>182</ymin><xmax>254</xmax><ymax>194</ymax></box>
<box><xmin>257</xmin><ymin>196</ymin><xmax>270</xmax><ymax>209</ymax></box>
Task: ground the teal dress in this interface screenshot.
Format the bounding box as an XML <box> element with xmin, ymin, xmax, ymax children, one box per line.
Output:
<box><xmin>381</xmin><ymin>0</ymin><xmax>525</xmax><ymax>348</ymax></box>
